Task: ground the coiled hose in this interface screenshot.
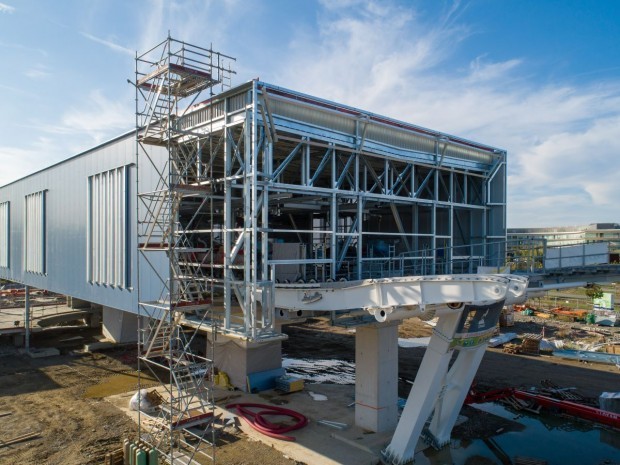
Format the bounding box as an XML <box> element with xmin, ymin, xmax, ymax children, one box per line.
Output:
<box><xmin>226</xmin><ymin>403</ymin><xmax>308</xmax><ymax>441</ymax></box>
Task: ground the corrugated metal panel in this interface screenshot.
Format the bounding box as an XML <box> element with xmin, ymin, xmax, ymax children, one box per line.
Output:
<box><xmin>228</xmin><ymin>91</ymin><xmax>248</xmax><ymax>112</ymax></box>
<box><xmin>177</xmin><ymin>91</ymin><xmax>248</xmax><ymax>131</ymax></box>
<box><xmin>270</xmin><ymin>98</ymin><xmax>357</xmax><ymax>135</ymax></box>
<box><xmin>24</xmin><ymin>190</ymin><xmax>45</xmax><ymax>274</ymax></box>
<box><xmin>365</xmin><ymin>124</ymin><xmax>436</xmax><ymax>155</ymax></box>
<box><xmin>443</xmin><ymin>144</ymin><xmax>496</xmax><ymax>165</ymax></box>
<box><xmin>0</xmin><ymin>202</ymin><xmax>8</xmax><ymax>268</ymax></box>
<box><xmin>269</xmin><ymin>97</ymin><xmax>495</xmax><ymax>166</ymax></box>
<box><xmin>88</xmin><ymin>166</ymin><xmax>129</xmax><ymax>288</ymax></box>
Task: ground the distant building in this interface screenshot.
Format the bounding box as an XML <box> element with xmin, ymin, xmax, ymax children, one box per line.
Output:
<box><xmin>508</xmin><ymin>223</ymin><xmax>620</xmax><ymax>262</ymax></box>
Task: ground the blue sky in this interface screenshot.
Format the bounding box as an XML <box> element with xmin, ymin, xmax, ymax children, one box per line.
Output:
<box><xmin>1</xmin><ymin>0</ymin><xmax>619</xmax><ymax>228</ymax></box>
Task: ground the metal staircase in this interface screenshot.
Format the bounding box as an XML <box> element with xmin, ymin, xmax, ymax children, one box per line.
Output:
<box><xmin>134</xmin><ymin>36</ymin><xmax>235</xmax><ymax>464</ymax></box>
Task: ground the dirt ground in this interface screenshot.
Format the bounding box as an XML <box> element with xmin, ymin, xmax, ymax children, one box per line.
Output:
<box><xmin>0</xmin><ymin>327</ymin><xmax>300</xmax><ymax>465</ymax></box>
<box><xmin>282</xmin><ymin>315</ymin><xmax>620</xmax><ymax>400</ymax></box>
<box><xmin>0</xmin><ymin>314</ymin><xmax>619</xmax><ymax>465</ymax></box>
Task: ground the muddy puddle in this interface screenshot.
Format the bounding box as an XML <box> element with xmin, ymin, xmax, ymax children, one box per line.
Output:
<box><xmin>83</xmin><ymin>371</ymin><xmax>159</xmax><ymax>398</ymax></box>
<box><xmin>281</xmin><ymin>356</ymin><xmax>618</xmax><ymax>464</ymax></box>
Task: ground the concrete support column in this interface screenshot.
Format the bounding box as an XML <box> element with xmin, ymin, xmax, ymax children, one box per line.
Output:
<box><xmin>355</xmin><ymin>321</ymin><xmax>399</xmax><ymax>433</ymax></box>
<box><xmin>102</xmin><ymin>306</ymin><xmax>138</xmax><ymax>343</ymax></box>
<box><xmin>209</xmin><ymin>334</ymin><xmax>282</xmax><ymax>391</ymax></box>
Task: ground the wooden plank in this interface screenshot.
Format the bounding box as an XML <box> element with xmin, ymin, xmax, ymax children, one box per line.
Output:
<box><xmin>0</xmin><ymin>432</ymin><xmax>40</xmax><ymax>448</ymax></box>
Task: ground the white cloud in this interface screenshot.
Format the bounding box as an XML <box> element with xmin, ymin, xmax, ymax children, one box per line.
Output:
<box><xmin>273</xmin><ymin>1</ymin><xmax>620</xmax><ymax>227</ymax></box>
<box><xmin>137</xmin><ymin>0</ymin><xmax>241</xmax><ymax>54</ymax></box>
<box><xmin>0</xmin><ymin>90</ymin><xmax>133</xmax><ymax>187</ymax></box>
<box><xmin>59</xmin><ymin>90</ymin><xmax>133</xmax><ymax>144</ymax></box>
<box><xmin>0</xmin><ymin>2</ymin><xmax>14</xmax><ymax>13</ymax></box>
<box><xmin>0</xmin><ymin>40</ymin><xmax>47</xmax><ymax>56</ymax></box>
<box><xmin>138</xmin><ymin>0</ymin><xmax>165</xmax><ymax>53</ymax></box>
<box><xmin>0</xmin><ymin>83</ymin><xmax>34</xmax><ymax>96</ymax></box>
<box><xmin>80</xmin><ymin>32</ymin><xmax>134</xmax><ymax>56</ymax></box>
<box><xmin>23</xmin><ymin>90</ymin><xmax>132</xmax><ymax>148</ymax></box>
<box><xmin>24</xmin><ymin>64</ymin><xmax>51</xmax><ymax>80</ymax></box>
<box><xmin>468</xmin><ymin>56</ymin><xmax>522</xmax><ymax>83</ymax></box>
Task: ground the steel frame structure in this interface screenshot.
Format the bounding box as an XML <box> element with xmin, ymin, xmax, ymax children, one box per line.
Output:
<box><xmin>135</xmin><ymin>37</ymin><xmax>235</xmax><ymax>463</ymax></box>
<box><xmin>166</xmin><ymin>79</ymin><xmax>507</xmax><ymax>339</ymax></box>
<box><xmin>132</xmin><ymin>36</ymin><xmax>507</xmax><ymax>464</ymax></box>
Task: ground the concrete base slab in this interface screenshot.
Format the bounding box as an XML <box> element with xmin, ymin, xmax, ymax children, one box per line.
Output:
<box><xmin>19</xmin><ymin>347</ymin><xmax>60</xmax><ymax>358</ymax></box>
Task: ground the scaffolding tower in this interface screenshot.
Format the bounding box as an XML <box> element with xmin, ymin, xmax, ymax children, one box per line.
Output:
<box><xmin>134</xmin><ymin>36</ymin><xmax>235</xmax><ymax>464</ymax></box>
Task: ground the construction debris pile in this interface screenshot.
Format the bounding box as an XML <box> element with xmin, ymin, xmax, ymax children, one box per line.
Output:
<box><xmin>495</xmin><ymin>304</ymin><xmax>620</xmax><ymax>364</ymax></box>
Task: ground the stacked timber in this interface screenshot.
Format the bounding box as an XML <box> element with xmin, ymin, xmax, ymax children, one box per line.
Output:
<box><xmin>103</xmin><ymin>448</ymin><xmax>124</xmax><ymax>465</ymax></box>
<box><xmin>520</xmin><ymin>334</ymin><xmax>542</xmax><ymax>355</ymax></box>
<box><xmin>503</xmin><ymin>343</ymin><xmax>521</xmax><ymax>354</ymax></box>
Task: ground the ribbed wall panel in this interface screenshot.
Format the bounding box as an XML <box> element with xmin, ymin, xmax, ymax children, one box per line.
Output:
<box><xmin>0</xmin><ymin>202</ymin><xmax>8</xmax><ymax>268</ymax></box>
<box><xmin>87</xmin><ymin>166</ymin><xmax>128</xmax><ymax>288</ymax></box>
<box><xmin>270</xmin><ymin>98</ymin><xmax>357</xmax><ymax>135</ymax></box>
<box><xmin>270</xmin><ymin>98</ymin><xmax>495</xmax><ymax>166</ymax></box>
<box><xmin>365</xmin><ymin>124</ymin><xmax>436</xmax><ymax>155</ymax></box>
<box><xmin>24</xmin><ymin>191</ymin><xmax>45</xmax><ymax>274</ymax></box>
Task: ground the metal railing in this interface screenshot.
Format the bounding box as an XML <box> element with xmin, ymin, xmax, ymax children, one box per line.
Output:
<box><xmin>268</xmin><ymin>238</ymin><xmax>619</xmax><ymax>282</ymax></box>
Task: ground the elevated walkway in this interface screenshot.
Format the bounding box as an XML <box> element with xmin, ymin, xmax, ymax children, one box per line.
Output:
<box><xmin>524</xmin><ymin>263</ymin><xmax>620</xmax><ymax>294</ymax></box>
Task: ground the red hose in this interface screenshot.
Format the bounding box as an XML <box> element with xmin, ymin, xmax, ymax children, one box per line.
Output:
<box><xmin>226</xmin><ymin>403</ymin><xmax>308</xmax><ymax>441</ymax></box>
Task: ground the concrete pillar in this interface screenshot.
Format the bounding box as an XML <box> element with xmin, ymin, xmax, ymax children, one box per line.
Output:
<box><xmin>88</xmin><ymin>310</ymin><xmax>102</xmax><ymax>328</ymax></box>
<box><xmin>355</xmin><ymin>321</ymin><xmax>399</xmax><ymax>432</ymax></box>
<box><xmin>102</xmin><ymin>306</ymin><xmax>138</xmax><ymax>343</ymax></box>
<box><xmin>209</xmin><ymin>334</ymin><xmax>282</xmax><ymax>391</ymax></box>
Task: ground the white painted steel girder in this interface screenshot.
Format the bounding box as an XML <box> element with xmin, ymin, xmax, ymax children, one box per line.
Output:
<box><xmin>273</xmin><ymin>274</ymin><xmax>528</xmax><ymax>323</ymax></box>
<box><xmin>274</xmin><ymin>274</ymin><xmax>528</xmax><ymax>464</ymax></box>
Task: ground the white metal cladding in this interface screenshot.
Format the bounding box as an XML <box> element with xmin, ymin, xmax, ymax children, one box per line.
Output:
<box><xmin>24</xmin><ymin>191</ymin><xmax>46</xmax><ymax>274</ymax></box>
<box><xmin>87</xmin><ymin>166</ymin><xmax>129</xmax><ymax>288</ymax></box>
<box><xmin>264</xmin><ymin>88</ymin><xmax>497</xmax><ymax>167</ymax></box>
<box><xmin>0</xmin><ymin>202</ymin><xmax>8</xmax><ymax>268</ymax></box>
